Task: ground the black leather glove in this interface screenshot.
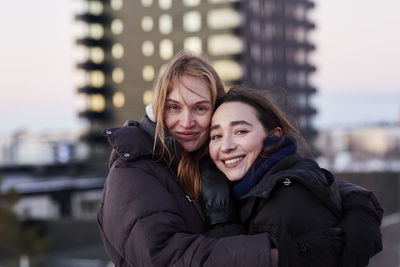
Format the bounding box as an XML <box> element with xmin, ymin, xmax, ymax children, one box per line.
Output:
<box><xmin>199</xmin><ymin>155</ymin><xmax>239</xmax><ymax>227</ymax></box>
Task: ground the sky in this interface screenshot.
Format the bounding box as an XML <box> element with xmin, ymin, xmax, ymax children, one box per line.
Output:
<box><xmin>0</xmin><ymin>0</ymin><xmax>400</xmax><ymax>134</ymax></box>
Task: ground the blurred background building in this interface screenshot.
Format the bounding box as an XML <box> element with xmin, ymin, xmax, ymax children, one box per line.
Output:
<box><xmin>1</xmin><ymin>0</ymin><xmax>400</xmax><ymax>266</ymax></box>
<box><xmin>74</xmin><ymin>0</ymin><xmax>317</xmax><ymax>161</ymax></box>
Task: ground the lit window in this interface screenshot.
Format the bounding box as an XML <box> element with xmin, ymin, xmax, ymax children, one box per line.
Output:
<box><xmin>75</xmin><ymin>70</ymin><xmax>86</xmax><ymax>88</ymax></box>
<box><xmin>183</xmin><ymin>0</ymin><xmax>200</xmax><ymax>7</ymax></box>
<box><xmin>88</xmin><ymin>24</ymin><xmax>104</xmax><ymax>39</ymax></box>
<box><xmin>159</xmin><ymin>14</ymin><xmax>173</xmax><ymax>34</ymax></box>
<box><xmin>184</xmin><ymin>37</ymin><xmax>202</xmax><ymax>54</ymax></box>
<box><xmin>88</xmin><ymin>1</ymin><xmax>103</xmax><ymax>15</ymax></box>
<box><xmin>207</xmin><ymin>8</ymin><xmax>241</xmax><ymax>30</ymax></box>
<box><xmin>111</xmin><ymin>19</ymin><xmax>124</xmax><ymax>35</ymax></box>
<box><xmin>89</xmin><ymin>94</ymin><xmax>106</xmax><ymax>112</ymax></box>
<box><xmin>212</xmin><ymin>60</ymin><xmax>242</xmax><ymax>81</ymax></box>
<box><xmin>90</xmin><ymin>47</ymin><xmax>104</xmax><ymax>63</ymax></box>
<box><xmin>113</xmin><ymin>92</ymin><xmax>125</xmax><ymax>108</ymax></box>
<box><xmin>142</xmin><ymin>65</ymin><xmax>155</xmax><ymax>81</ymax></box>
<box><xmin>208</xmin><ymin>34</ymin><xmax>242</xmax><ymax>56</ymax></box>
<box><xmin>159</xmin><ymin>0</ymin><xmax>172</xmax><ymax>9</ymax></box>
<box><xmin>75</xmin><ymin>21</ymin><xmax>88</xmax><ymax>39</ymax></box>
<box><xmin>141</xmin><ymin>0</ymin><xmax>153</xmax><ymax>7</ymax></box>
<box><xmin>142</xmin><ymin>40</ymin><xmax>155</xmax><ymax>57</ymax></box>
<box><xmin>112</xmin><ymin>43</ymin><xmax>124</xmax><ymax>59</ymax></box>
<box><xmin>183</xmin><ymin>11</ymin><xmax>201</xmax><ymax>32</ymax></box>
<box><xmin>142</xmin><ymin>90</ymin><xmax>154</xmax><ymax>105</ymax></box>
<box><xmin>208</xmin><ymin>0</ymin><xmax>238</xmax><ymax>3</ymax></box>
<box><xmin>159</xmin><ymin>39</ymin><xmax>173</xmax><ymax>60</ymax></box>
<box><xmin>76</xmin><ymin>93</ymin><xmax>88</xmax><ymax>112</ymax></box>
<box><xmin>112</xmin><ymin>68</ymin><xmax>125</xmax><ymax>84</ymax></box>
<box><xmin>88</xmin><ymin>71</ymin><xmax>105</xmax><ymax>88</ymax></box>
<box><xmin>75</xmin><ymin>45</ymin><xmax>88</xmax><ymax>63</ymax></box>
<box><xmin>141</xmin><ymin>16</ymin><xmax>154</xmax><ymax>32</ymax></box>
<box><xmin>111</xmin><ymin>0</ymin><xmax>123</xmax><ymax>10</ymax></box>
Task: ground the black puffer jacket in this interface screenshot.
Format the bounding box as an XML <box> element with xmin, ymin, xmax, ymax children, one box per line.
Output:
<box><xmin>97</xmin><ymin>117</ymin><xmax>274</xmax><ymax>267</ymax></box>
<box><xmin>240</xmin><ymin>154</ymin><xmax>344</xmax><ymax>267</ymax></box>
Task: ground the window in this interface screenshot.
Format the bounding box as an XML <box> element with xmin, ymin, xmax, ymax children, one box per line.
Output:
<box><xmin>88</xmin><ymin>1</ymin><xmax>103</xmax><ymax>15</ymax></box>
<box><xmin>112</xmin><ymin>68</ymin><xmax>125</xmax><ymax>84</ymax></box>
<box><xmin>141</xmin><ymin>16</ymin><xmax>154</xmax><ymax>32</ymax></box>
<box><xmin>89</xmin><ymin>47</ymin><xmax>104</xmax><ymax>63</ymax></box>
<box><xmin>250</xmin><ymin>19</ymin><xmax>260</xmax><ymax>37</ymax></box>
<box><xmin>159</xmin><ymin>14</ymin><xmax>172</xmax><ymax>34</ymax></box>
<box><xmin>207</xmin><ymin>8</ymin><xmax>241</xmax><ymax>30</ymax></box>
<box><xmin>142</xmin><ymin>41</ymin><xmax>155</xmax><ymax>57</ymax></box>
<box><xmin>159</xmin><ymin>39</ymin><xmax>173</xmax><ymax>60</ymax></box>
<box><xmin>184</xmin><ymin>37</ymin><xmax>202</xmax><ymax>54</ymax></box>
<box><xmin>76</xmin><ymin>93</ymin><xmax>87</xmax><ymax>112</ymax></box>
<box><xmin>75</xmin><ymin>45</ymin><xmax>88</xmax><ymax>63</ymax></box>
<box><xmin>89</xmin><ymin>94</ymin><xmax>106</xmax><ymax>112</ymax></box>
<box><xmin>111</xmin><ymin>19</ymin><xmax>124</xmax><ymax>35</ymax></box>
<box><xmin>141</xmin><ymin>0</ymin><xmax>153</xmax><ymax>7</ymax></box>
<box><xmin>88</xmin><ymin>24</ymin><xmax>104</xmax><ymax>39</ymax></box>
<box><xmin>112</xmin><ymin>43</ymin><xmax>124</xmax><ymax>59</ymax></box>
<box><xmin>142</xmin><ymin>65</ymin><xmax>155</xmax><ymax>81</ymax></box>
<box><xmin>88</xmin><ymin>71</ymin><xmax>105</xmax><ymax>88</ymax></box>
<box><xmin>183</xmin><ymin>0</ymin><xmax>201</xmax><ymax>7</ymax></box>
<box><xmin>208</xmin><ymin>34</ymin><xmax>242</xmax><ymax>56</ymax></box>
<box><xmin>142</xmin><ymin>90</ymin><xmax>154</xmax><ymax>105</ymax></box>
<box><xmin>208</xmin><ymin>0</ymin><xmax>238</xmax><ymax>3</ymax></box>
<box><xmin>113</xmin><ymin>92</ymin><xmax>125</xmax><ymax>108</ymax></box>
<box><xmin>183</xmin><ymin>11</ymin><xmax>201</xmax><ymax>32</ymax></box>
<box><xmin>250</xmin><ymin>43</ymin><xmax>261</xmax><ymax>60</ymax></box>
<box><xmin>212</xmin><ymin>60</ymin><xmax>242</xmax><ymax>81</ymax></box>
<box><xmin>111</xmin><ymin>0</ymin><xmax>123</xmax><ymax>10</ymax></box>
<box><xmin>159</xmin><ymin>0</ymin><xmax>172</xmax><ymax>9</ymax></box>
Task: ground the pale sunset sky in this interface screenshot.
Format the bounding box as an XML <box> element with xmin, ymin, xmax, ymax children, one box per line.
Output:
<box><xmin>0</xmin><ymin>0</ymin><xmax>399</xmax><ymax>134</ymax></box>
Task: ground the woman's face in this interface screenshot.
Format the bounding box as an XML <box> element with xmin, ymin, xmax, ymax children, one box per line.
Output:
<box><xmin>165</xmin><ymin>75</ymin><xmax>213</xmax><ymax>152</ymax></box>
<box><xmin>209</xmin><ymin>102</ymin><xmax>267</xmax><ymax>182</ymax></box>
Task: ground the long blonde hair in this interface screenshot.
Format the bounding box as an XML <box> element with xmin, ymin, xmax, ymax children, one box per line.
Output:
<box><xmin>152</xmin><ymin>50</ymin><xmax>225</xmax><ymax>199</ymax></box>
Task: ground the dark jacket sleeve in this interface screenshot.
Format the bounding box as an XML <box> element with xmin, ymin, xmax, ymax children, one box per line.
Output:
<box><xmin>337</xmin><ymin>180</ymin><xmax>383</xmax><ymax>267</ymax></box>
<box><xmin>98</xmin><ymin>165</ymin><xmax>273</xmax><ymax>267</ymax></box>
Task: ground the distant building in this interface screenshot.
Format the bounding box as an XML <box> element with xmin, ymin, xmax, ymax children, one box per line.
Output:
<box><xmin>316</xmin><ymin>122</ymin><xmax>400</xmax><ymax>172</ymax></box>
<box><xmin>74</xmin><ymin>0</ymin><xmax>318</xmax><ymax>157</ymax></box>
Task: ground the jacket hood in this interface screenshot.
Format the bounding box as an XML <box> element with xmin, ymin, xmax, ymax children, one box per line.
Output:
<box><xmin>103</xmin><ymin>116</ymin><xmax>181</xmax><ymax>169</ymax></box>
<box><xmin>245</xmin><ymin>154</ymin><xmax>342</xmax><ymax>219</ymax></box>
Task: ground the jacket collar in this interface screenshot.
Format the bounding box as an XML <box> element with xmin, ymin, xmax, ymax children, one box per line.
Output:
<box><xmin>103</xmin><ymin>116</ymin><xmax>181</xmax><ymax>170</ymax></box>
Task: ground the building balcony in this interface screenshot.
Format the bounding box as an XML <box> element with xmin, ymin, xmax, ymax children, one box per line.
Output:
<box><xmin>78</xmin><ymin>110</ymin><xmax>113</xmax><ymax>121</ymax></box>
<box><xmin>76</xmin><ymin>37</ymin><xmax>113</xmax><ymax>49</ymax></box>
<box><xmin>78</xmin><ymin>85</ymin><xmax>113</xmax><ymax>97</ymax></box>
<box><xmin>77</xmin><ymin>60</ymin><xmax>113</xmax><ymax>72</ymax></box>
<box><xmin>75</xmin><ymin>13</ymin><xmax>111</xmax><ymax>24</ymax></box>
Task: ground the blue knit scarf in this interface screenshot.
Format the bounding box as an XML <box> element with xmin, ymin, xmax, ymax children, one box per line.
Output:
<box><xmin>232</xmin><ymin>136</ymin><xmax>298</xmax><ymax>200</ymax></box>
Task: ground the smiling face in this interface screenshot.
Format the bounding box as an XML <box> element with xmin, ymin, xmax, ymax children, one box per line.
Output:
<box><xmin>209</xmin><ymin>101</ymin><xmax>268</xmax><ymax>182</ymax></box>
<box><xmin>164</xmin><ymin>75</ymin><xmax>213</xmax><ymax>152</ymax></box>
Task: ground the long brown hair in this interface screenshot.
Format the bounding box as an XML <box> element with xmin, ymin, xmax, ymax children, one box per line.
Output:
<box><xmin>152</xmin><ymin>50</ymin><xmax>225</xmax><ymax>199</ymax></box>
<box><xmin>215</xmin><ymin>86</ymin><xmax>310</xmax><ymax>156</ymax></box>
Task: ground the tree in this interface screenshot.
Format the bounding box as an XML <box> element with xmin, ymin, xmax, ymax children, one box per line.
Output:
<box><xmin>0</xmin><ymin>175</ymin><xmax>51</xmax><ymax>262</ymax></box>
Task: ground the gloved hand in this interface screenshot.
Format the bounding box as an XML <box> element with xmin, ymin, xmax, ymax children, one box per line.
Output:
<box><xmin>199</xmin><ymin>155</ymin><xmax>239</xmax><ymax>227</ymax></box>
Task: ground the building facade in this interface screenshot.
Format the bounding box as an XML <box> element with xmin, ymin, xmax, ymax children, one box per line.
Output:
<box><xmin>74</xmin><ymin>0</ymin><xmax>317</xmax><ymax>155</ymax></box>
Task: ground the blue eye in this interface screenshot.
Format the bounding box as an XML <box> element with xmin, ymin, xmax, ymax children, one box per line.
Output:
<box><xmin>236</xmin><ymin>129</ymin><xmax>249</xmax><ymax>135</ymax></box>
<box><xmin>168</xmin><ymin>105</ymin><xmax>179</xmax><ymax>111</ymax></box>
<box><xmin>211</xmin><ymin>134</ymin><xmax>221</xmax><ymax>140</ymax></box>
